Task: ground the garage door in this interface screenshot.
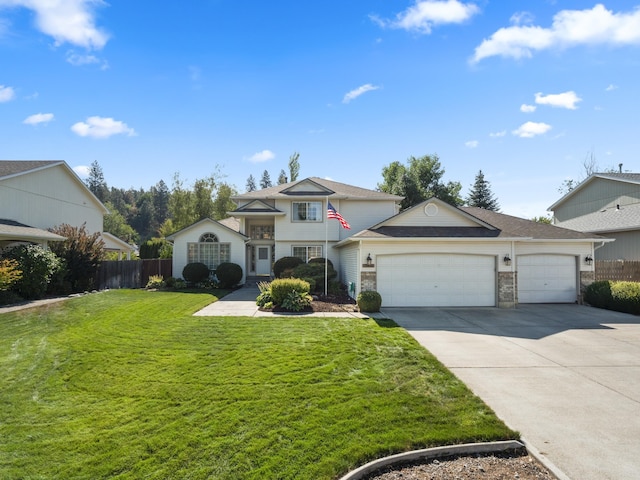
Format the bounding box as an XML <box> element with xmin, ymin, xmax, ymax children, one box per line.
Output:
<box><xmin>517</xmin><ymin>255</ymin><xmax>577</xmax><ymax>303</ymax></box>
<box><xmin>377</xmin><ymin>254</ymin><xmax>496</xmax><ymax>307</ymax></box>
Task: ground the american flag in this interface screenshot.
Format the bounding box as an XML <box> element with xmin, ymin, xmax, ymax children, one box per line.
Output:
<box><xmin>327</xmin><ymin>201</ymin><xmax>350</xmax><ymax>229</ymax></box>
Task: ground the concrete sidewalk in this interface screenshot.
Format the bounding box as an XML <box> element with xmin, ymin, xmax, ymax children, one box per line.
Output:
<box><xmin>383</xmin><ymin>304</ymin><xmax>640</xmax><ymax>480</ymax></box>
<box><xmin>194</xmin><ymin>284</ymin><xmax>369</xmax><ymax>318</ymax></box>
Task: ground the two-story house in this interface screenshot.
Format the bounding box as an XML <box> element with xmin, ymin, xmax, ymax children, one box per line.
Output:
<box><xmin>549</xmin><ymin>172</ymin><xmax>640</xmax><ymax>260</ymax></box>
<box><xmin>168</xmin><ymin>177</ymin><xmax>607</xmax><ymax>308</ymax></box>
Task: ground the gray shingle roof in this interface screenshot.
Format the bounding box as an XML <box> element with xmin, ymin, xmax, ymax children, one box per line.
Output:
<box><xmin>233</xmin><ymin>177</ymin><xmax>402</xmax><ymax>201</ymax></box>
<box><xmin>0</xmin><ymin>160</ymin><xmax>62</xmax><ymax>179</ymax></box>
<box><xmin>0</xmin><ymin>219</ymin><xmax>66</xmax><ymax>241</ymax></box>
<box><xmin>555</xmin><ymin>203</ymin><xmax>640</xmax><ymax>233</ymax></box>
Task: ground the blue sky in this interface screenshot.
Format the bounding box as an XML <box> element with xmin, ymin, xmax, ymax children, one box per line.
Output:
<box><xmin>2</xmin><ymin>1</ymin><xmax>639</xmax><ymax>219</ymax></box>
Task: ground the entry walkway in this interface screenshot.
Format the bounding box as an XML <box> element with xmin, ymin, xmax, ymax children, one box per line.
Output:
<box><xmin>383</xmin><ymin>304</ymin><xmax>640</xmax><ymax>480</ymax></box>
<box><xmin>194</xmin><ymin>284</ymin><xmax>369</xmax><ymax>318</ymax></box>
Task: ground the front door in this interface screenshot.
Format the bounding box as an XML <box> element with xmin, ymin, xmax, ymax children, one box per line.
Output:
<box><xmin>256</xmin><ymin>246</ymin><xmax>271</xmax><ymax>276</ymax></box>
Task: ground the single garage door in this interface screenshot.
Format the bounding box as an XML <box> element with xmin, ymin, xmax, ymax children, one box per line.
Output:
<box><xmin>517</xmin><ymin>255</ymin><xmax>577</xmax><ymax>303</ymax></box>
<box><xmin>377</xmin><ymin>254</ymin><xmax>496</xmax><ymax>307</ymax></box>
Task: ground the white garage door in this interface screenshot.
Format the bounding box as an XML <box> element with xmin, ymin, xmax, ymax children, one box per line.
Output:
<box><xmin>518</xmin><ymin>255</ymin><xmax>577</xmax><ymax>303</ymax></box>
<box><xmin>377</xmin><ymin>254</ymin><xmax>496</xmax><ymax>307</ymax></box>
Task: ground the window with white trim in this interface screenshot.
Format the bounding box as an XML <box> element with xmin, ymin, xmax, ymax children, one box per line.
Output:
<box><xmin>292</xmin><ymin>201</ymin><xmax>322</xmax><ymax>222</ymax></box>
<box><xmin>187</xmin><ymin>233</ymin><xmax>231</xmax><ymax>270</ymax></box>
<box><xmin>292</xmin><ymin>245</ymin><xmax>322</xmax><ymax>262</ymax></box>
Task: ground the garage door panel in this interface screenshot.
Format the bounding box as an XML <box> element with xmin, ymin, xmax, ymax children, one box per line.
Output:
<box><xmin>377</xmin><ymin>254</ymin><xmax>495</xmax><ymax>307</ymax></box>
<box><xmin>518</xmin><ymin>255</ymin><xmax>577</xmax><ymax>303</ymax></box>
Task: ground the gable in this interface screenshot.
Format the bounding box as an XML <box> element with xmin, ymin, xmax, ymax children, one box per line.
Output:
<box><xmin>232</xmin><ymin>199</ymin><xmax>282</xmax><ymax>213</ymax></box>
<box><xmin>280</xmin><ymin>178</ymin><xmax>334</xmax><ymax>195</ymax></box>
<box><xmin>166</xmin><ymin>218</ymin><xmax>247</xmax><ymax>242</ymax></box>
<box><xmin>381</xmin><ymin>199</ymin><xmax>492</xmax><ymax>228</ymax></box>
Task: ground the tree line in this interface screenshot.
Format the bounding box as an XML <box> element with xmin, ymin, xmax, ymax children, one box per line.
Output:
<box><xmin>88</xmin><ymin>152</ymin><xmax>501</xmax><ymax>247</ymax></box>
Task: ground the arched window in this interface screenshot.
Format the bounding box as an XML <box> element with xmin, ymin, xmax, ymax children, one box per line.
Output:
<box><xmin>199</xmin><ymin>233</ymin><xmax>218</xmax><ymax>243</ymax></box>
<box><xmin>187</xmin><ymin>232</ymin><xmax>230</xmax><ymax>269</ymax></box>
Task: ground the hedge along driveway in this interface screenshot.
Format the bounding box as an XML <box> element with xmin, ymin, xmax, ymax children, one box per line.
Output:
<box><xmin>0</xmin><ymin>290</ymin><xmax>517</xmax><ymax>480</ymax></box>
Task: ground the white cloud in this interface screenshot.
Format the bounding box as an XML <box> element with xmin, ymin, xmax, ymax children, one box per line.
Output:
<box><xmin>71</xmin><ymin>116</ymin><xmax>136</xmax><ymax>139</ymax></box>
<box><xmin>0</xmin><ymin>84</ymin><xmax>15</xmax><ymax>102</ymax></box>
<box><xmin>247</xmin><ymin>150</ymin><xmax>275</xmax><ymax>163</ymax></box>
<box><xmin>510</xmin><ymin>11</ymin><xmax>534</xmax><ymax>26</ymax></box>
<box><xmin>605</xmin><ymin>84</ymin><xmax>618</xmax><ymax>91</ymax></box>
<box><xmin>520</xmin><ymin>104</ymin><xmax>537</xmax><ymax>113</ymax></box>
<box><xmin>0</xmin><ymin>0</ymin><xmax>109</xmax><ymax>49</ymax></box>
<box><xmin>23</xmin><ymin>112</ymin><xmax>54</xmax><ymax>125</ymax></box>
<box><xmin>371</xmin><ymin>0</ymin><xmax>479</xmax><ymax>34</ymax></box>
<box><xmin>472</xmin><ymin>4</ymin><xmax>640</xmax><ymax>63</ymax></box>
<box><xmin>489</xmin><ymin>130</ymin><xmax>506</xmax><ymax>137</ymax></box>
<box><xmin>66</xmin><ymin>50</ymin><xmax>108</xmax><ymax>69</ymax></box>
<box><xmin>465</xmin><ymin>140</ymin><xmax>478</xmax><ymax>148</ymax></box>
<box><xmin>73</xmin><ymin>165</ymin><xmax>91</xmax><ymax>178</ymax></box>
<box><xmin>342</xmin><ymin>84</ymin><xmax>380</xmax><ymax>103</ymax></box>
<box><xmin>535</xmin><ymin>91</ymin><xmax>582</xmax><ymax>109</ymax></box>
<box><xmin>512</xmin><ymin>121</ymin><xmax>552</xmax><ymax>138</ymax></box>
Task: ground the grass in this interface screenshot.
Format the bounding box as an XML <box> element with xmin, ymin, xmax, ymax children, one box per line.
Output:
<box><xmin>0</xmin><ymin>289</ymin><xmax>517</xmax><ymax>479</ymax></box>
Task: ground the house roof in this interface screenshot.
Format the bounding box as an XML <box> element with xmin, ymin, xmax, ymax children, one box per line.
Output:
<box><xmin>548</xmin><ymin>172</ymin><xmax>640</xmax><ymax>211</ymax></box>
<box><xmin>341</xmin><ymin>200</ymin><xmax>606</xmax><ymax>244</ymax></box>
<box><xmin>0</xmin><ymin>219</ymin><xmax>66</xmax><ymax>242</ymax></box>
<box><xmin>232</xmin><ymin>177</ymin><xmax>402</xmax><ymax>201</ymax></box>
<box><xmin>0</xmin><ymin>160</ymin><xmax>109</xmax><ymax>214</ymax></box>
<box><xmin>165</xmin><ymin>217</ymin><xmax>248</xmax><ymax>241</ymax></box>
<box><xmin>100</xmin><ymin>232</ymin><xmax>136</xmax><ymax>252</ymax></box>
<box><xmin>554</xmin><ymin>203</ymin><xmax>640</xmax><ymax>234</ymax></box>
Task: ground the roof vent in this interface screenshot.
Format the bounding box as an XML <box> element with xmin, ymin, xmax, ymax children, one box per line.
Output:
<box><xmin>616</xmin><ymin>204</ymin><xmax>620</xmax><ymax>210</ymax></box>
<box><xmin>619</xmin><ymin>163</ymin><xmax>623</xmax><ymax>173</ymax></box>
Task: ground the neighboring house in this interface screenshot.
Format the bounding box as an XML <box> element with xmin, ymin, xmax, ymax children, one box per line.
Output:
<box><xmin>549</xmin><ymin>172</ymin><xmax>640</xmax><ymax>260</ymax></box>
<box><xmin>170</xmin><ymin>177</ymin><xmax>607</xmax><ymax>308</ymax></box>
<box><xmin>0</xmin><ymin>160</ymin><xmax>132</xmax><ymax>257</ymax></box>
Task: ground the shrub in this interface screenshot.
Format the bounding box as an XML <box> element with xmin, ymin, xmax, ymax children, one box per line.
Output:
<box><xmin>584</xmin><ymin>280</ymin><xmax>640</xmax><ymax>315</ymax></box>
<box><xmin>139</xmin><ymin>238</ymin><xmax>173</xmax><ymax>259</ymax></box>
<box><xmin>215</xmin><ymin>262</ymin><xmax>243</xmax><ymax>288</ymax></box>
<box><xmin>280</xmin><ymin>290</ymin><xmax>312</xmax><ymax>312</ymax></box>
<box><xmin>308</xmin><ymin>257</ymin><xmax>333</xmax><ymax>269</ymax></box>
<box><xmin>273</xmin><ymin>256</ymin><xmax>304</xmax><ymax>278</ymax></box>
<box><xmin>0</xmin><ymin>258</ymin><xmax>22</xmax><ymax>291</ymax></box>
<box><xmin>270</xmin><ymin>278</ymin><xmax>310</xmax><ymax>305</ymax></box>
<box><xmin>357</xmin><ymin>290</ymin><xmax>382</xmax><ymax>312</ymax></box>
<box><xmin>182</xmin><ymin>262</ymin><xmax>210</xmax><ymax>284</ymax></box>
<box><xmin>2</xmin><ymin>244</ymin><xmax>61</xmax><ymax>300</ymax></box>
<box><xmin>291</xmin><ymin>262</ymin><xmax>337</xmax><ymax>293</ymax></box>
<box><xmin>48</xmin><ymin>223</ymin><xmax>104</xmax><ymax>293</ymax></box>
<box><xmin>146</xmin><ymin>275</ymin><xmax>165</xmax><ymax>289</ymax></box>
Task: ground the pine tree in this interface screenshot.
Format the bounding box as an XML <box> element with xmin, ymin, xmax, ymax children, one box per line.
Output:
<box><xmin>466</xmin><ymin>170</ymin><xmax>499</xmax><ymax>211</ymax></box>
<box><xmin>85</xmin><ymin>160</ymin><xmax>109</xmax><ymax>202</ymax></box>
<box><xmin>246</xmin><ymin>174</ymin><xmax>257</xmax><ymax>192</ymax></box>
<box><xmin>260</xmin><ymin>170</ymin><xmax>272</xmax><ymax>189</ymax></box>
<box><xmin>277</xmin><ymin>169</ymin><xmax>288</xmax><ymax>184</ymax></box>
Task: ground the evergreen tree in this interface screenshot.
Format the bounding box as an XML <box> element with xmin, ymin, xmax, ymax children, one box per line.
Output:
<box><xmin>288</xmin><ymin>152</ymin><xmax>300</xmax><ymax>182</ymax></box>
<box><xmin>85</xmin><ymin>160</ymin><xmax>109</xmax><ymax>202</ymax></box>
<box><xmin>151</xmin><ymin>180</ymin><xmax>170</xmax><ymax>228</ymax></box>
<box><xmin>260</xmin><ymin>170</ymin><xmax>272</xmax><ymax>189</ymax></box>
<box><xmin>466</xmin><ymin>170</ymin><xmax>500</xmax><ymax>211</ymax></box>
<box><xmin>246</xmin><ymin>174</ymin><xmax>257</xmax><ymax>192</ymax></box>
<box><xmin>277</xmin><ymin>169</ymin><xmax>288</xmax><ymax>185</ymax></box>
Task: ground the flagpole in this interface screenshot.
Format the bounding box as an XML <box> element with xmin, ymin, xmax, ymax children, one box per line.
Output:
<box><xmin>325</xmin><ymin>196</ymin><xmax>328</xmax><ymax>296</ymax></box>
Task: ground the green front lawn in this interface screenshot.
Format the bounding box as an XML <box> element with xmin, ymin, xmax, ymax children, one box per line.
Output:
<box><xmin>0</xmin><ymin>290</ymin><xmax>517</xmax><ymax>479</ymax></box>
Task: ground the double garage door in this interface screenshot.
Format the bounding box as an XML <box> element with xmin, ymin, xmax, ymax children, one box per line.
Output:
<box><xmin>377</xmin><ymin>253</ymin><xmax>578</xmax><ymax>307</ymax></box>
<box><xmin>377</xmin><ymin>254</ymin><xmax>496</xmax><ymax>307</ymax></box>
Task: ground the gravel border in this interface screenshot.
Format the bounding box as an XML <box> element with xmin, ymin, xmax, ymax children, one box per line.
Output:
<box><xmin>337</xmin><ymin>440</ymin><xmax>564</xmax><ymax>480</ymax></box>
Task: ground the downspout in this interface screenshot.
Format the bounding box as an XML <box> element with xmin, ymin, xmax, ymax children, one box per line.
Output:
<box><xmin>511</xmin><ymin>240</ymin><xmax>516</xmax><ymax>308</ymax></box>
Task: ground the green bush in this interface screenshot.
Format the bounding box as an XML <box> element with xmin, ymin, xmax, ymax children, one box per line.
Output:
<box><xmin>139</xmin><ymin>238</ymin><xmax>173</xmax><ymax>259</ymax></box>
<box><xmin>291</xmin><ymin>262</ymin><xmax>337</xmax><ymax>293</ymax></box>
<box><xmin>308</xmin><ymin>257</ymin><xmax>333</xmax><ymax>269</ymax></box>
<box><xmin>357</xmin><ymin>290</ymin><xmax>382</xmax><ymax>312</ymax></box>
<box><xmin>273</xmin><ymin>256</ymin><xmax>304</xmax><ymax>278</ymax></box>
<box><xmin>270</xmin><ymin>278</ymin><xmax>311</xmax><ymax>305</ymax></box>
<box><xmin>2</xmin><ymin>244</ymin><xmax>61</xmax><ymax>300</ymax></box>
<box><xmin>584</xmin><ymin>280</ymin><xmax>640</xmax><ymax>315</ymax></box>
<box><xmin>0</xmin><ymin>258</ymin><xmax>22</xmax><ymax>291</ymax></box>
<box><xmin>182</xmin><ymin>262</ymin><xmax>210</xmax><ymax>284</ymax></box>
<box><xmin>280</xmin><ymin>290</ymin><xmax>312</xmax><ymax>312</ymax></box>
<box><xmin>146</xmin><ymin>275</ymin><xmax>165</xmax><ymax>289</ymax></box>
<box><xmin>215</xmin><ymin>262</ymin><xmax>243</xmax><ymax>288</ymax></box>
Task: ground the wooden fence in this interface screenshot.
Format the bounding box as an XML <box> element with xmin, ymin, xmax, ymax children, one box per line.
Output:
<box><xmin>595</xmin><ymin>260</ymin><xmax>640</xmax><ymax>282</ymax></box>
<box><xmin>95</xmin><ymin>259</ymin><xmax>172</xmax><ymax>290</ymax></box>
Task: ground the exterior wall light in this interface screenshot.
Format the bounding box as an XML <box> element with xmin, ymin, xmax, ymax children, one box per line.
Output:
<box><xmin>503</xmin><ymin>254</ymin><xmax>511</xmax><ymax>266</ymax></box>
<box><xmin>585</xmin><ymin>255</ymin><xmax>593</xmax><ymax>265</ymax></box>
<box><xmin>366</xmin><ymin>253</ymin><xmax>373</xmax><ymax>267</ymax></box>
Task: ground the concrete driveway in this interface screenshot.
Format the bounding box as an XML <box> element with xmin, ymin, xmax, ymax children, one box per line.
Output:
<box><xmin>381</xmin><ymin>304</ymin><xmax>640</xmax><ymax>480</ymax></box>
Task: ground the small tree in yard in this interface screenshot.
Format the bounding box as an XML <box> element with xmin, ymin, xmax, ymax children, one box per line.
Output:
<box><xmin>48</xmin><ymin>223</ymin><xmax>105</xmax><ymax>293</ymax></box>
<box><xmin>2</xmin><ymin>244</ymin><xmax>61</xmax><ymax>299</ymax></box>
